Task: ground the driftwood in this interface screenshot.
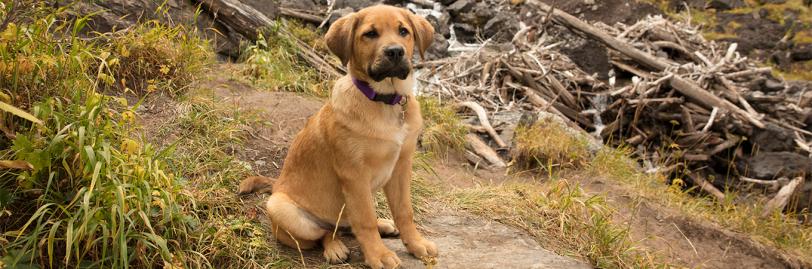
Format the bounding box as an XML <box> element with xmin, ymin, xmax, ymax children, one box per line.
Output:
<box><xmin>196</xmin><ymin>0</ymin><xmax>275</xmax><ymax>40</ymax></box>
<box><xmin>761</xmin><ymin>177</ymin><xmax>804</xmax><ymax>217</ymax></box>
<box><xmin>457</xmin><ymin>101</ymin><xmax>508</xmax><ymax>148</ymax></box>
<box><xmin>414</xmin><ymin>0</ymin><xmax>810</xmax><ymax>211</ymax></box>
<box><xmin>465</xmin><ymin>134</ymin><xmax>507</xmax><ymax>168</ymax></box>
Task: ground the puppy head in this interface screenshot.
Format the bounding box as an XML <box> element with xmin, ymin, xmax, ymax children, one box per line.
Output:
<box><xmin>325</xmin><ymin>5</ymin><xmax>434</xmax><ymax>82</ymax></box>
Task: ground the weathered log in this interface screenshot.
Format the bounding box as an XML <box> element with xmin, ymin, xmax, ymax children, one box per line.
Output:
<box><xmin>197</xmin><ymin>0</ymin><xmax>276</xmax><ymax>40</ymax></box>
<box><xmin>280</xmin><ymin>7</ymin><xmax>323</xmax><ymax>24</ymax></box>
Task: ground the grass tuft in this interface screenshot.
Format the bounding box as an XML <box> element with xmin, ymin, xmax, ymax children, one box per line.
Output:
<box><xmin>241</xmin><ymin>22</ymin><xmax>329</xmax><ymax>97</ymax></box>
<box><xmin>104</xmin><ymin>22</ymin><xmax>213</xmax><ymax>96</ymax></box>
<box><xmin>417</xmin><ymin>97</ymin><xmax>467</xmax><ymax>155</ymax></box>
<box><xmin>512</xmin><ymin>119</ymin><xmax>590</xmax><ymax>171</ymax></box>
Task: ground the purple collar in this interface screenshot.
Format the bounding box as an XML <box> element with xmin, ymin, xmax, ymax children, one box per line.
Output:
<box><xmin>352</xmin><ymin>77</ymin><xmax>404</xmax><ymax>105</ymax></box>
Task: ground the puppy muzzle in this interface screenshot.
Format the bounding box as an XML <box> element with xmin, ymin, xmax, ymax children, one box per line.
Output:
<box><xmin>368</xmin><ymin>58</ymin><xmax>411</xmax><ymax>82</ymax></box>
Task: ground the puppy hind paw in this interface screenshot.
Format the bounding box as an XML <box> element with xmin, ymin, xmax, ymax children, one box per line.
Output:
<box><xmin>377</xmin><ymin>219</ymin><xmax>400</xmax><ymax>237</ymax></box>
<box><xmin>322</xmin><ymin>237</ymin><xmax>350</xmax><ymax>264</ymax></box>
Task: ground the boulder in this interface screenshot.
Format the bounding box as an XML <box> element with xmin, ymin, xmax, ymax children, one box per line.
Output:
<box><xmin>740</xmin><ymin>152</ymin><xmax>812</xmax><ymax>179</ymax></box>
<box><xmin>706</xmin><ymin>0</ymin><xmax>747</xmax><ymax>10</ymax></box>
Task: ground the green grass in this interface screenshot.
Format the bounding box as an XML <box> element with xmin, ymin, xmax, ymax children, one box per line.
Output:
<box><xmin>0</xmin><ymin>3</ymin><xmax>293</xmax><ymax>268</ymax></box>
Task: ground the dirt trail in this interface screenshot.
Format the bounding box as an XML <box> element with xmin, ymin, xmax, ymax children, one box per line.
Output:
<box><xmin>209</xmin><ymin>76</ymin><xmax>592</xmax><ymax>269</ymax></box>
<box><xmin>139</xmin><ymin>69</ymin><xmax>804</xmax><ymax>268</ymax></box>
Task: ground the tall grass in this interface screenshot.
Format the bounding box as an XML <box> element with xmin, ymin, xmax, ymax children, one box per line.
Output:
<box><xmin>0</xmin><ymin>3</ymin><xmax>266</xmax><ymax>268</ymax></box>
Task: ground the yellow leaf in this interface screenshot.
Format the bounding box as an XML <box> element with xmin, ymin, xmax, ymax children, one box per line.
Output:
<box><xmin>121</xmin><ymin>138</ymin><xmax>140</xmax><ymax>154</ymax></box>
<box><xmin>121</xmin><ymin>111</ymin><xmax>135</xmax><ymax>123</ymax></box>
<box><xmin>0</xmin><ymin>101</ymin><xmax>43</xmax><ymax>125</ymax></box>
<box><xmin>0</xmin><ymin>160</ymin><xmax>34</xmax><ymax>170</ymax></box>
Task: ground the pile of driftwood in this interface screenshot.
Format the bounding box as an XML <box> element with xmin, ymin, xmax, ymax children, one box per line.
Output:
<box><xmin>417</xmin><ymin>1</ymin><xmax>811</xmax><ymax>213</ymax></box>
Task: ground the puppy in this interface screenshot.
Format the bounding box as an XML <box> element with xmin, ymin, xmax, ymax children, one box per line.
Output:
<box><xmin>239</xmin><ymin>5</ymin><xmax>437</xmax><ymax>269</ymax></box>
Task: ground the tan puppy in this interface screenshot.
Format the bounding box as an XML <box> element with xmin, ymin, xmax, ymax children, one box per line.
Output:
<box><xmin>239</xmin><ymin>5</ymin><xmax>437</xmax><ymax>269</ymax></box>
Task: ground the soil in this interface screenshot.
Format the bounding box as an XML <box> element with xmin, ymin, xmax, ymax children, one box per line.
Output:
<box><xmin>133</xmin><ymin>65</ymin><xmax>808</xmax><ymax>268</ymax></box>
<box><xmin>580</xmin><ymin>177</ymin><xmax>803</xmax><ymax>269</ymax></box>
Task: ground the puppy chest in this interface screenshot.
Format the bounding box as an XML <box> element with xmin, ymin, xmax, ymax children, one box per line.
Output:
<box><xmin>365</xmin><ymin>146</ymin><xmax>401</xmax><ymax>191</ymax></box>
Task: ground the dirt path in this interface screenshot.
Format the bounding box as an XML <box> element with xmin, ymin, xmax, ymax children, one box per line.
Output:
<box><xmin>208</xmin><ymin>76</ymin><xmax>592</xmax><ymax>268</ymax></box>
<box><xmin>138</xmin><ymin>68</ymin><xmax>805</xmax><ymax>268</ymax></box>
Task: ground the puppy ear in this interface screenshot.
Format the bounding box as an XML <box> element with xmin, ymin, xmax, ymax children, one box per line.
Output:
<box><xmin>325</xmin><ymin>13</ymin><xmax>357</xmax><ymax>66</ymax></box>
<box><xmin>406</xmin><ymin>11</ymin><xmax>435</xmax><ymax>60</ymax></box>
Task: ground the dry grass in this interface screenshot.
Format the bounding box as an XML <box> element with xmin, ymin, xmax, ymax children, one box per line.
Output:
<box><xmin>103</xmin><ymin>22</ymin><xmax>213</xmax><ymax>96</ymax></box>
<box><xmin>446</xmin><ymin>180</ymin><xmax>666</xmax><ymax>268</ymax></box>
<box><xmin>589</xmin><ymin>146</ymin><xmax>812</xmax><ymax>265</ymax></box>
<box><xmin>512</xmin><ymin>119</ymin><xmax>590</xmax><ymax>171</ymax></box>
<box><xmin>417</xmin><ymin>97</ymin><xmax>467</xmax><ymax>155</ymax></box>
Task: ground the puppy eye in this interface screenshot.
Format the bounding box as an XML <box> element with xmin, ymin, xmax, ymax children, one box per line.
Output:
<box><xmin>399</xmin><ymin>27</ymin><xmax>409</xmax><ymax>37</ymax></box>
<box><xmin>363</xmin><ymin>30</ymin><xmax>379</xmax><ymax>38</ymax></box>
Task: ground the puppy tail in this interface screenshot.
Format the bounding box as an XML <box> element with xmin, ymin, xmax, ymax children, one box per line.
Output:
<box><xmin>238</xmin><ymin>176</ymin><xmax>276</xmax><ymax>195</ymax></box>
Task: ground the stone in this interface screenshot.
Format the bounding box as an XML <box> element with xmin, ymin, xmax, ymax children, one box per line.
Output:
<box><xmin>751</xmin><ymin>123</ymin><xmax>796</xmax><ymax>152</ymax></box>
<box><xmin>333</xmin><ymin>0</ymin><xmax>382</xmax><ymax>10</ymax></box>
<box><xmin>706</xmin><ymin>0</ymin><xmax>747</xmax><ymax>10</ymax></box>
<box><xmin>427</xmin><ymin>11</ymin><xmax>452</xmax><ymax>38</ymax></box>
<box><xmin>326</xmin><ymin>7</ymin><xmax>354</xmax><ymax>27</ymax></box>
<box><xmin>791</xmin><ymin>44</ymin><xmax>812</xmax><ymax>61</ymax></box>
<box><xmin>763</xmin><ymin>78</ymin><xmax>786</xmax><ymax>92</ymax></box>
<box><xmin>426</xmin><ymin>33</ymin><xmax>450</xmax><ymax>59</ymax></box>
<box><xmin>455</xmin><ymin>2</ymin><xmax>495</xmax><ymax>27</ymax></box>
<box><xmin>452</xmin><ymin>23</ymin><xmax>478</xmax><ymax>43</ymax></box>
<box><xmin>740</xmin><ymin>152</ymin><xmax>812</xmax><ymax>179</ymax></box>
<box><xmin>383</xmin><ymin>213</ymin><xmax>593</xmax><ymax>269</ymax></box>
<box><xmin>447</xmin><ymin>0</ymin><xmax>474</xmax><ymax>16</ymax></box>
<box><xmin>483</xmin><ymin>12</ymin><xmax>519</xmax><ymax>42</ymax></box>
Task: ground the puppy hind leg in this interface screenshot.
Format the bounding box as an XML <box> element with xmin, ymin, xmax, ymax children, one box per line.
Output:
<box><xmin>266</xmin><ymin>193</ymin><xmax>326</xmax><ymax>250</ymax></box>
<box><xmin>377</xmin><ymin>218</ymin><xmax>400</xmax><ymax>237</ymax></box>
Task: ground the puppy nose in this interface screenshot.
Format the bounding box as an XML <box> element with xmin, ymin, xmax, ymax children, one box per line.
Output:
<box><xmin>383</xmin><ymin>45</ymin><xmax>405</xmax><ymax>61</ymax></box>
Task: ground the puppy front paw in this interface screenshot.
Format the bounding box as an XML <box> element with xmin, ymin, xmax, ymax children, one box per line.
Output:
<box><xmin>404</xmin><ymin>237</ymin><xmax>438</xmax><ymax>258</ymax></box>
<box><xmin>365</xmin><ymin>248</ymin><xmax>401</xmax><ymax>269</ymax></box>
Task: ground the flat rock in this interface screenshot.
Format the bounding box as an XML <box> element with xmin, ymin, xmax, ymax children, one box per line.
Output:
<box><xmin>383</xmin><ymin>213</ymin><xmax>592</xmax><ymax>269</ymax></box>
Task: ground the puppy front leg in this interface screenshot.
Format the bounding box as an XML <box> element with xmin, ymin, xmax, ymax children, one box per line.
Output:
<box><xmin>384</xmin><ymin>148</ymin><xmax>438</xmax><ymax>259</ymax></box>
<box><xmin>340</xmin><ymin>176</ymin><xmax>401</xmax><ymax>269</ymax></box>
